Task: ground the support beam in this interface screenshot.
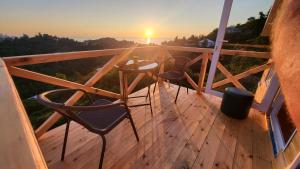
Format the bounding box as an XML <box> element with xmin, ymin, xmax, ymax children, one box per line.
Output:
<box><xmin>205</xmin><ymin>0</ymin><xmax>233</xmax><ymax>94</ymax></box>
<box><xmin>8</xmin><ymin>66</ymin><xmax>120</xmax><ymax>99</ymax></box>
<box><xmin>212</xmin><ymin>62</ymin><xmax>271</xmax><ymax>88</ymax></box>
<box><xmin>184</xmin><ymin>72</ymin><xmax>198</xmax><ymax>90</ymax></box>
<box><xmin>215</xmin><ymin>60</ymin><xmax>247</xmax><ymax>90</ymax></box>
<box><xmin>197</xmin><ymin>53</ymin><xmax>210</xmax><ymax>93</ymax></box>
<box><xmin>127</xmin><ymin>73</ymin><xmax>145</xmax><ymax>94</ymax></box>
<box><xmin>186</xmin><ymin>55</ymin><xmax>203</xmax><ymax>68</ymax></box>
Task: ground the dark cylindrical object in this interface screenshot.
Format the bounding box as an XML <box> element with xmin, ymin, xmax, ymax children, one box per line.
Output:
<box><xmin>221</xmin><ymin>87</ymin><xmax>254</xmax><ymax>119</ymax></box>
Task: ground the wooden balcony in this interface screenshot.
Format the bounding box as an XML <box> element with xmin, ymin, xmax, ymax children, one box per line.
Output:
<box><xmin>0</xmin><ymin>45</ymin><xmax>274</xmax><ymax>169</ymax></box>
<box><xmin>38</xmin><ymin>83</ymin><xmax>273</xmax><ymax>169</ymax></box>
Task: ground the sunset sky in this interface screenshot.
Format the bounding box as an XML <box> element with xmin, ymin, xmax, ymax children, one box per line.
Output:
<box><xmin>0</xmin><ymin>0</ymin><xmax>272</xmax><ymax>41</ymax></box>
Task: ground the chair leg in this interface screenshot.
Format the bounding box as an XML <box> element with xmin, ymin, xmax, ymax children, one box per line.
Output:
<box><xmin>127</xmin><ymin>113</ymin><xmax>140</xmax><ymax>141</ymax></box>
<box><xmin>175</xmin><ymin>84</ymin><xmax>181</xmax><ymax>104</ymax></box>
<box><xmin>146</xmin><ymin>85</ymin><xmax>151</xmax><ymax>100</ymax></box>
<box><xmin>61</xmin><ymin>120</ymin><xmax>70</xmax><ymax>161</ymax></box>
<box><xmin>153</xmin><ymin>81</ymin><xmax>157</xmax><ymax>94</ymax></box>
<box><xmin>98</xmin><ymin>135</ymin><xmax>106</xmax><ymax>169</ymax></box>
<box><xmin>153</xmin><ymin>75</ymin><xmax>160</xmax><ymax>94</ymax></box>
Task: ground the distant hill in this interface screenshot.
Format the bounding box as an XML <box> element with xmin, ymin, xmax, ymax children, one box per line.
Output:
<box><xmin>0</xmin><ymin>34</ymin><xmax>12</xmax><ymax>42</ymax></box>
<box><xmin>0</xmin><ymin>34</ymin><xmax>135</xmax><ymax>57</ymax></box>
<box><xmin>163</xmin><ymin>11</ymin><xmax>269</xmax><ymax>47</ymax></box>
<box><xmin>0</xmin><ymin>34</ymin><xmax>139</xmax><ymax>128</ymax></box>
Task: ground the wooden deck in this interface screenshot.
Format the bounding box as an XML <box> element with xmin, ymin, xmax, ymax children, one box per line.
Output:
<box><xmin>38</xmin><ymin>83</ymin><xmax>274</xmax><ymax>169</ymax></box>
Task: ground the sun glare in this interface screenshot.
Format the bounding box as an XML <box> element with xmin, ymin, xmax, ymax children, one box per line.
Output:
<box><xmin>145</xmin><ymin>28</ymin><xmax>153</xmax><ymax>44</ymax></box>
<box><xmin>145</xmin><ymin>28</ymin><xmax>153</xmax><ymax>37</ymax></box>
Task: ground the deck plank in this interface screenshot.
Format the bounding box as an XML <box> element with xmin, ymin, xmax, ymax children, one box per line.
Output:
<box><xmin>38</xmin><ymin>83</ymin><xmax>274</xmax><ymax>169</ymax></box>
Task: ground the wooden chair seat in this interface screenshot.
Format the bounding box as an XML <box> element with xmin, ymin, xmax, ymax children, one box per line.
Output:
<box><xmin>77</xmin><ymin>99</ymin><xmax>128</xmax><ymax>134</ymax></box>
<box><xmin>158</xmin><ymin>71</ymin><xmax>185</xmax><ymax>81</ymax></box>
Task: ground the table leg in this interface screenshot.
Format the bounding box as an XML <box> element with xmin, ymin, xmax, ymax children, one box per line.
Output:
<box><xmin>124</xmin><ymin>73</ymin><xmax>128</xmax><ymax>102</ymax></box>
<box><xmin>119</xmin><ymin>71</ymin><xmax>125</xmax><ymax>101</ymax></box>
<box><xmin>119</xmin><ymin>71</ymin><xmax>128</xmax><ymax>102</ymax></box>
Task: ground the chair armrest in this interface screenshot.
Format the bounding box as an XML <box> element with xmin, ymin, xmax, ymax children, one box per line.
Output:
<box><xmin>37</xmin><ymin>88</ymin><xmax>94</xmax><ymax>107</ymax></box>
<box><xmin>54</xmin><ymin>88</ymin><xmax>95</xmax><ymax>104</ymax></box>
<box><xmin>66</xmin><ymin>100</ymin><xmax>126</xmax><ymax>112</ymax></box>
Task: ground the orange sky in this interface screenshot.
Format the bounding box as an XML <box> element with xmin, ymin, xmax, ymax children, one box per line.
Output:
<box><xmin>0</xmin><ymin>0</ymin><xmax>272</xmax><ymax>40</ymax></box>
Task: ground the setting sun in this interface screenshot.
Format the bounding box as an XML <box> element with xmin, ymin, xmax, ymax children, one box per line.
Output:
<box><xmin>145</xmin><ymin>28</ymin><xmax>153</xmax><ymax>37</ymax></box>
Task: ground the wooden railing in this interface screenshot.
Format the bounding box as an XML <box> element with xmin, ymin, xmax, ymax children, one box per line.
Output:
<box><xmin>164</xmin><ymin>46</ymin><xmax>271</xmax><ymax>94</ymax></box>
<box><xmin>0</xmin><ymin>59</ymin><xmax>48</xmax><ymax>169</ymax></box>
<box><xmin>3</xmin><ymin>45</ymin><xmax>163</xmax><ymax>138</ymax></box>
<box><xmin>2</xmin><ymin>45</ymin><xmax>270</xmax><ymax>139</ymax></box>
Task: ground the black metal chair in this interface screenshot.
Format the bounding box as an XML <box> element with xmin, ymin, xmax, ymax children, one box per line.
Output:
<box><xmin>37</xmin><ymin>89</ymin><xmax>139</xmax><ymax>169</ymax></box>
<box><xmin>153</xmin><ymin>56</ymin><xmax>191</xmax><ymax>103</ymax></box>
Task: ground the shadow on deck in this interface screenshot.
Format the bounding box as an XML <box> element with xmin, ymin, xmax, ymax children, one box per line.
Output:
<box><xmin>38</xmin><ymin>83</ymin><xmax>274</xmax><ymax>169</ymax></box>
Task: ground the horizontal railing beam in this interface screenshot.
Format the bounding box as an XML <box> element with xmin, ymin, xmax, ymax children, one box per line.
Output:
<box><xmin>3</xmin><ymin>46</ymin><xmax>160</xmax><ymax>66</ymax></box>
<box><xmin>8</xmin><ymin>66</ymin><xmax>120</xmax><ymax>99</ymax></box>
<box><xmin>165</xmin><ymin>46</ymin><xmax>270</xmax><ymax>58</ymax></box>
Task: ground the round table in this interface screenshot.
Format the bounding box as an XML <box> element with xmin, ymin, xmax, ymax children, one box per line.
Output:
<box><xmin>115</xmin><ymin>59</ymin><xmax>158</xmax><ymax>73</ymax></box>
<box><xmin>115</xmin><ymin>59</ymin><xmax>159</xmax><ymax>115</ymax></box>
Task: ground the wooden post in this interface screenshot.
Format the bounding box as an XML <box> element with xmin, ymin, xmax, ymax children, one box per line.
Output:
<box><xmin>205</xmin><ymin>0</ymin><xmax>233</xmax><ymax>95</ymax></box>
<box><xmin>197</xmin><ymin>53</ymin><xmax>209</xmax><ymax>94</ymax></box>
<box><xmin>0</xmin><ymin>59</ymin><xmax>48</xmax><ymax>169</ymax></box>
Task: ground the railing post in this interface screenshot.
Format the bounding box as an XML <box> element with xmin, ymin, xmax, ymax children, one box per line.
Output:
<box><xmin>197</xmin><ymin>52</ymin><xmax>209</xmax><ymax>94</ymax></box>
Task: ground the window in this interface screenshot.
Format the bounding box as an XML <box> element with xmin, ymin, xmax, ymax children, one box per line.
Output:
<box><xmin>269</xmin><ymin>90</ymin><xmax>297</xmax><ymax>153</ymax></box>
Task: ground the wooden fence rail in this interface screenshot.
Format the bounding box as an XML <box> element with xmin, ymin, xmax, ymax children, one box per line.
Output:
<box><xmin>165</xmin><ymin>46</ymin><xmax>271</xmax><ymax>93</ymax></box>
<box><xmin>0</xmin><ymin>59</ymin><xmax>48</xmax><ymax>169</ymax></box>
<box><xmin>2</xmin><ymin>45</ymin><xmax>270</xmax><ymax>138</ymax></box>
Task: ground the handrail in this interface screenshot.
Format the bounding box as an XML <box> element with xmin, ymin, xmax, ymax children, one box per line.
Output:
<box><xmin>3</xmin><ymin>46</ymin><xmax>160</xmax><ymax>66</ymax></box>
<box><xmin>165</xmin><ymin>45</ymin><xmax>270</xmax><ymax>58</ymax></box>
<box><xmin>223</xmin><ymin>43</ymin><xmax>270</xmax><ymax>49</ymax></box>
<box><xmin>0</xmin><ymin>59</ymin><xmax>48</xmax><ymax>169</ymax></box>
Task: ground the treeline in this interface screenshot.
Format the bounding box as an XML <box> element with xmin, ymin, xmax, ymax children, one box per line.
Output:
<box><xmin>163</xmin><ymin>11</ymin><xmax>269</xmax><ymax>47</ymax></box>
<box><xmin>162</xmin><ymin>11</ymin><xmax>270</xmax><ymax>94</ymax></box>
<box><xmin>0</xmin><ymin>34</ymin><xmax>136</xmax><ymax>98</ymax></box>
<box><xmin>0</xmin><ymin>34</ymin><xmax>135</xmax><ymax>57</ymax></box>
<box><xmin>0</xmin><ymin>35</ymin><xmax>138</xmax><ymax>128</ymax></box>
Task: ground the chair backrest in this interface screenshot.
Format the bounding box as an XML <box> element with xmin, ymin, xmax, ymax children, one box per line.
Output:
<box><xmin>173</xmin><ymin>56</ymin><xmax>191</xmax><ymax>73</ymax></box>
<box><xmin>37</xmin><ymin>89</ymin><xmax>87</xmax><ymax>126</ymax></box>
<box><xmin>37</xmin><ymin>89</ymin><xmax>123</xmax><ymax>132</ymax></box>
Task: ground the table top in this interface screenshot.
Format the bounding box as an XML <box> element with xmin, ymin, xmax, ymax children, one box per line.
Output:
<box><xmin>115</xmin><ymin>59</ymin><xmax>158</xmax><ymax>73</ymax></box>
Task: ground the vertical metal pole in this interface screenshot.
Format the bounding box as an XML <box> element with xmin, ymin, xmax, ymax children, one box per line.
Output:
<box><xmin>205</xmin><ymin>0</ymin><xmax>233</xmax><ymax>94</ymax></box>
